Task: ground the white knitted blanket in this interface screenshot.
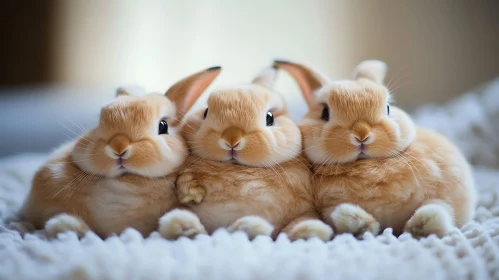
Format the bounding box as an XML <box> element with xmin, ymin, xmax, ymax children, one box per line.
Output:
<box><xmin>1</xmin><ymin>80</ymin><xmax>499</xmax><ymax>280</ymax></box>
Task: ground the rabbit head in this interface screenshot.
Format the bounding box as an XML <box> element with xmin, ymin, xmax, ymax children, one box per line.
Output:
<box><xmin>72</xmin><ymin>66</ymin><xmax>221</xmax><ymax>177</ymax></box>
<box><xmin>274</xmin><ymin>60</ymin><xmax>416</xmax><ymax>164</ymax></box>
<box><xmin>182</xmin><ymin>67</ymin><xmax>302</xmax><ymax>167</ymax></box>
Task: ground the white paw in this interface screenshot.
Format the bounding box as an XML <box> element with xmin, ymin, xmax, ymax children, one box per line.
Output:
<box><xmin>228</xmin><ymin>216</ymin><xmax>274</xmax><ymax>239</ymax></box>
<box><xmin>404</xmin><ymin>204</ymin><xmax>453</xmax><ymax>238</ymax></box>
<box><xmin>287</xmin><ymin>220</ymin><xmax>333</xmax><ymax>241</ymax></box>
<box><xmin>45</xmin><ymin>214</ymin><xmax>89</xmax><ymax>238</ymax></box>
<box><xmin>158</xmin><ymin>209</ymin><xmax>207</xmax><ymax>240</ymax></box>
<box><xmin>331</xmin><ymin>204</ymin><xmax>380</xmax><ymax>238</ymax></box>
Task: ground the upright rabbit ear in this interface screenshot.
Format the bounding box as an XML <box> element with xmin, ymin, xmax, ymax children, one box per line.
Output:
<box><xmin>116</xmin><ymin>88</ymin><xmax>130</xmax><ymax>97</ymax></box>
<box><xmin>353</xmin><ymin>60</ymin><xmax>387</xmax><ymax>84</ymax></box>
<box><xmin>116</xmin><ymin>85</ymin><xmax>147</xmax><ymax>97</ymax></box>
<box><xmin>273</xmin><ymin>60</ymin><xmax>329</xmax><ymax>109</ymax></box>
<box><xmin>165</xmin><ymin>66</ymin><xmax>221</xmax><ymax>122</ymax></box>
<box><xmin>252</xmin><ymin>66</ymin><xmax>277</xmax><ymax>88</ymax></box>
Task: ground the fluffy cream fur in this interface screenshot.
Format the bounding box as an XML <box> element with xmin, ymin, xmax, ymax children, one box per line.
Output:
<box><xmin>159</xmin><ymin>67</ymin><xmax>332</xmax><ymax>241</ymax></box>
<box><xmin>20</xmin><ymin>67</ymin><xmax>221</xmax><ymax>238</ymax></box>
<box><xmin>275</xmin><ymin>59</ymin><xmax>477</xmax><ymax>237</ymax></box>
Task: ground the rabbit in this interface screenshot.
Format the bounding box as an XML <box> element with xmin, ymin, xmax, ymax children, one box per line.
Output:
<box><xmin>19</xmin><ymin>66</ymin><xmax>221</xmax><ymax>238</ymax></box>
<box><xmin>273</xmin><ymin>59</ymin><xmax>477</xmax><ymax>238</ymax></box>
<box><xmin>158</xmin><ymin>66</ymin><xmax>333</xmax><ymax>241</ymax></box>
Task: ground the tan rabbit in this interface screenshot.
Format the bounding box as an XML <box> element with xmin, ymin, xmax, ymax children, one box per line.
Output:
<box><xmin>19</xmin><ymin>66</ymin><xmax>221</xmax><ymax>238</ymax></box>
<box><xmin>158</xmin><ymin>67</ymin><xmax>333</xmax><ymax>241</ymax></box>
<box><xmin>274</xmin><ymin>60</ymin><xmax>477</xmax><ymax>238</ymax></box>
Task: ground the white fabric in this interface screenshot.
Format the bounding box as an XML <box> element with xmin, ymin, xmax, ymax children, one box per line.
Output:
<box><xmin>1</xmin><ymin>80</ymin><xmax>499</xmax><ymax>280</ymax></box>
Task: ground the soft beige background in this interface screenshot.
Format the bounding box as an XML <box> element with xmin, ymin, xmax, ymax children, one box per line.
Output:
<box><xmin>53</xmin><ymin>0</ymin><xmax>499</xmax><ymax>114</ymax></box>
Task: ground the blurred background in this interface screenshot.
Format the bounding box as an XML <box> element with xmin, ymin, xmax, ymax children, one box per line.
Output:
<box><xmin>0</xmin><ymin>0</ymin><xmax>498</xmax><ymax>157</ymax></box>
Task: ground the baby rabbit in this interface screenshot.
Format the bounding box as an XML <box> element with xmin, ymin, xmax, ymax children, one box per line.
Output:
<box><xmin>158</xmin><ymin>67</ymin><xmax>333</xmax><ymax>241</ymax></box>
<box><xmin>20</xmin><ymin>67</ymin><xmax>221</xmax><ymax>238</ymax></box>
<box><xmin>274</xmin><ymin>60</ymin><xmax>477</xmax><ymax>238</ymax></box>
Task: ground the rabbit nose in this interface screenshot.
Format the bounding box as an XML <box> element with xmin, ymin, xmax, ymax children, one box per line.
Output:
<box><xmin>222</xmin><ymin>126</ymin><xmax>244</xmax><ymax>149</ymax></box>
<box><xmin>114</xmin><ymin>150</ymin><xmax>128</xmax><ymax>157</ymax></box>
<box><xmin>355</xmin><ymin>135</ymin><xmax>371</xmax><ymax>143</ymax></box>
<box><xmin>224</xmin><ymin>140</ymin><xmax>240</xmax><ymax>149</ymax></box>
<box><xmin>109</xmin><ymin>134</ymin><xmax>131</xmax><ymax>156</ymax></box>
<box><xmin>351</xmin><ymin>121</ymin><xmax>372</xmax><ymax>142</ymax></box>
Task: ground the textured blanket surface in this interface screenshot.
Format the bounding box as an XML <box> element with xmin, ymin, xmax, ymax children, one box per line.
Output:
<box><xmin>1</xmin><ymin>80</ymin><xmax>499</xmax><ymax>280</ymax></box>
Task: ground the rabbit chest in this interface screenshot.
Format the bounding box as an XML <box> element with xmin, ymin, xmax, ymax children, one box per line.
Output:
<box><xmin>87</xmin><ymin>175</ymin><xmax>177</xmax><ymax>237</ymax></box>
<box><xmin>183</xmin><ymin>159</ymin><xmax>312</xmax><ymax>233</ymax></box>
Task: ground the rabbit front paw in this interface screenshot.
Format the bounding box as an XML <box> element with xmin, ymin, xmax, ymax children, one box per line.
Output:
<box><xmin>45</xmin><ymin>213</ymin><xmax>89</xmax><ymax>238</ymax></box>
<box><xmin>228</xmin><ymin>216</ymin><xmax>274</xmax><ymax>239</ymax></box>
<box><xmin>331</xmin><ymin>203</ymin><xmax>380</xmax><ymax>238</ymax></box>
<box><xmin>287</xmin><ymin>219</ymin><xmax>333</xmax><ymax>241</ymax></box>
<box><xmin>158</xmin><ymin>209</ymin><xmax>207</xmax><ymax>240</ymax></box>
<box><xmin>404</xmin><ymin>203</ymin><xmax>453</xmax><ymax>238</ymax></box>
<box><xmin>177</xmin><ymin>173</ymin><xmax>206</xmax><ymax>204</ymax></box>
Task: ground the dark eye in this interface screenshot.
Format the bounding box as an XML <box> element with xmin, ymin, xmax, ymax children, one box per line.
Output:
<box><xmin>387</xmin><ymin>104</ymin><xmax>390</xmax><ymax>115</ymax></box>
<box><xmin>321</xmin><ymin>105</ymin><xmax>330</xmax><ymax>121</ymax></box>
<box><xmin>266</xmin><ymin>111</ymin><xmax>274</xmax><ymax>126</ymax></box>
<box><xmin>203</xmin><ymin>108</ymin><xmax>208</xmax><ymax>119</ymax></box>
<box><xmin>158</xmin><ymin>120</ymin><xmax>168</xmax><ymax>134</ymax></box>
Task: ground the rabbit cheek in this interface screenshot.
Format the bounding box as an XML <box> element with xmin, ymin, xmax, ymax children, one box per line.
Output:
<box><xmin>160</xmin><ymin>135</ymin><xmax>188</xmax><ymax>170</ymax></box>
<box><xmin>300</xmin><ymin>120</ymin><xmax>330</xmax><ymax>163</ymax></box>
<box><xmin>303</xmin><ymin>137</ymin><xmax>324</xmax><ymax>163</ymax></box>
<box><xmin>265</xmin><ymin>123</ymin><xmax>302</xmax><ymax>164</ymax></box>
<box><xmin>75</xmin><ymin>139</ymin><xmax>115</xmax><ymax>175</ymax></box>
<box><xmin>93</xmin><ymin>155</ymin><xmax>115</xmax><ymax>174</ymax></box>
<box><xmin>238</xmin><ymin>132</ymin><xmax>269</xmax><ymax>166</ymax></box>
<box><xmin>391</xmin><ymin>108</ymin><xmax>417</xmax><ymax>151</ymax></box>
<box><xmin>323</xmin><ymin>127</ymin><xmax>357</xmax><ymax>163</ymax></box>
<box><xmin>192</xmin><ymin>130</ymin><xmax>226</xmax><ymax>161</ymax></box>
<box><xmin>126</xmin><ymin>140</ymin><xmax>161</xmax><ymax>171</ymax></box>
<box><xmin>303</xmin><ymin>132</ymin><xmax>331</xmax><ymax>164</ymax></box>
<box><xmin>368</xmin><ymin>125</ymin><xmax>398</xmax><ymax>157</ymax></box>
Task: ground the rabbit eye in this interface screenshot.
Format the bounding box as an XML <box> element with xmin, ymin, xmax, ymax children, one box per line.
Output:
<box><xmin>387</xmin><ymin>104</ymin><xmax>390</xmax><ymax>115</ymax></box>
<box><xmin>321</xmin><ymin>105</ymin><xmax>330</xmax><ymax>121</ymax></box>
<box><xmin>266</xmin><ymin>111</ymin><xmax>274</xmax><ymax>126</ymax></box>
<box><xmin>203</xmin><ymin>108</ymin><xmax>208</xmax><ymax>119</ymax></box>
<box><xmin>158</xmin><ymin>120</ymin><xmax>168</xmax><ymax>135</ymax></box>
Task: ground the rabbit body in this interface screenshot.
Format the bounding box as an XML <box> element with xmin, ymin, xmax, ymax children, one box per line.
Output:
<box><xmin>159</xmin><ymin>68</ymin><xmax>333</xmax><ymax>241</ymax></box>
<box><xmin>177</xmin><ymin>155</ymin><xmax>313</xmax><ymax>236</ymax></box>
<box><xmin>313</xmin><ymin>127</ymin><xmax>475</xmax><ymax>235</ymax></box>
<box><xmin>275</xmin><ymin>60</ymin><xmax>477</xmax><ymax>237</ymax></box>
<box><xmin>22</xmin><ymin>141</ymin><xmax>177</xmax><ymax>237</ymax></box>
<box><xmin>20</xmin><ymin>67</ymin><xmax>222</xmax><ymax>238</ymax></box>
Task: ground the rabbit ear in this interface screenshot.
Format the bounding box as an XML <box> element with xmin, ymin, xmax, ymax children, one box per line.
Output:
<box><xmin>116</xmin><ymin>85</ymin><xmax>147</xmax><ymax>97</ymax></box>
<box><xmin>116</xmin><ymin>88</ymin><xmax>130</xmax><ymax>97</ymax></box>
<box><xmin>252</xmin><ymin>66</ymin><xmax>277</xmax><ymax>88</ymax></box>
<box><xmin>273</xmin><ymin>60</ymin><xmax>329</xmax><ymax>109</ymax></box>
<box><xmin>353</xmin><ymin>60</ymin><xmax>387</xmax><ymax>84</ymax></box>
<box><xmin>166</xmin><ymin>66</ymin><xmax>221</xmax><ymax>121</ymax></box>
